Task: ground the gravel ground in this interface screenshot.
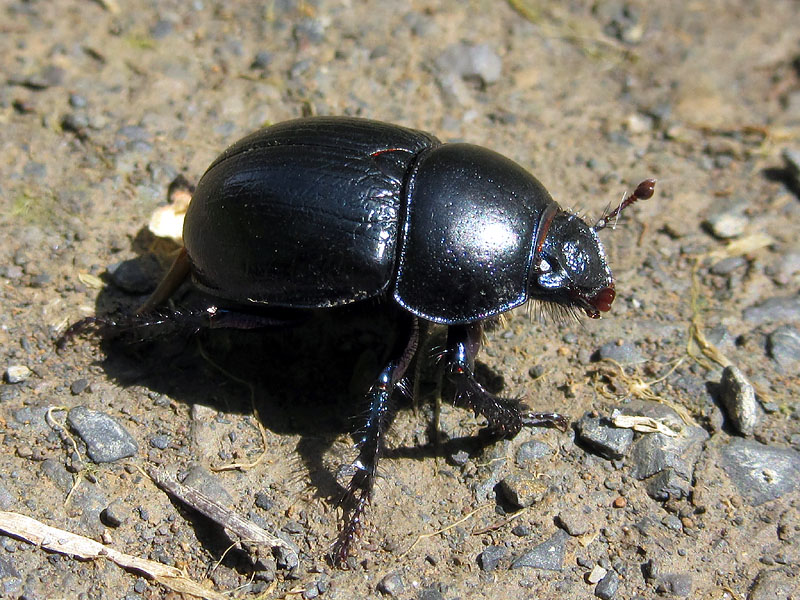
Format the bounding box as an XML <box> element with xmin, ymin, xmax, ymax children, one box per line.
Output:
<box><xmin>1</xmin><ymin>1</ymin><xmax>800</xmax><ymax>599</ymax></box>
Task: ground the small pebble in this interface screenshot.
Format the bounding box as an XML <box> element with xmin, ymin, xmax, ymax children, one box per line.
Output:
<box><xmin>70</xmin><ymin>378</ymin><xmax>90</xmax><ymax>395</ymax></box>
<box><xmin>450</xmin><ymin>449</ymin><xmax>470</xmax><ymax>466</ymax></box>
<box><xmin>101</xmin><ymin>500</ymin><xmax>127</xmax><ymax>527</ymax></box>
<box><xmin>575</xmin><ymin>413</ymin><xmax>634</xmax><ymax>460</ymax></box>
<box><xmin>743</xmin><ymin>295</ymin><xmax>800</xmax><ymax>324</ymax></box>
<box><xmin>68</xmin><ymin>93</ymin><xmax>88</xmax><ymax>108</ymax></box>
<box><xmin>612</xmin><ymin>496</ymin><xmax>627</xmax><ymax>508</ymax></box>
<box><xmin>704</xmin><ymin>211</ymin><xmax>747</xmax><ymax>239</ymax></box>
<box><xmin>499</xmin><ymin>474</ymin><xmax>547</xmax><ymax>508</ymax></box>
<box><xmin>254</xmin><ymin>491</ymin><xmax>274</xmax><ymax>511</ymax></box>
<box><xmin>594</xmin><ymin>341</ymin><xmax>644</xmax><ymax>365</ymax></box>
<box><xmin>782</xmin><ymin>147</ymin><xmax>800</xmax><ymax>181</ymax></box>
<box><xmin>720</xmin><ymin>438</ymin><xmax>800</xmax><ymax>505</ymax></box>
<box><xmin>107</xmin><ymin>256</ymin><xmax>160</xmax><ymax>295</ymax></box>
<box><xmin>511</xmin><ymin>530</ymin><xmax>568</xmax><ymax>571</ymax></box>
<box><xmin>767</xmin><ymin>325</ymin><xmax>800</xmax><ymax>374</ymax></box>
<box><xmin>719</xmin><ymin>365</ymin><xmax>759</xmax><ymax>435</ymax></box>
<box><xmin>250</xmin><ymin>51</ymin><xmax>272</xmax><ymax>70</ymax></box>
<box><xmin>478</xmin><ymin>545</ymin><xmax>506</xmax><ymax>571</ymax></box>
<box><xmin>182</xmin><ymin>465</ymin><xmax>234</xmax><ymax>507</ymax></box>
<box><xmin>376</xmin><ymin>571</ymin><xmax>404</xmax><ymax>596</ymax></box>
<box><xmin>587</xmin><ymin>564</ymin><xmax>607</xmax><ymax>583</ymax></box>
<box><xmin>511</xmin><ymin>524</ymin><xmax>531</xmax><ymax>537</ymax></box>
<box><xmin>556</xmin><ymin>508</ymin><xmax>592</xmax><ymax>536</ymax></box>
<box><xmin>67</xmin><ymin>406</ymin><xmax>138</xmax><ymax>463</ymax></box>
<box><xmin>417</xmin><ymin>587</ymin><xmax>444</xmax><ymax>600</ymax></box>
<box><xmin>595</xmin><ymin>570</ymin><xmax>620</xmax><ymax>599</ymax></box>
<box><xmin>4</xmin><ymin>365</ymin><xmax>31</xmax><ymax>384</ymax></box>
<box><xmin>149</xmin><ymin>434</ymin><xmax>169</xmax><ymax>450</ymax></box>
<box><xmin>657</xmin><ymin>573</ymin><xmax>693</xmax><ymax>597</ymax></box>
<box><xmin>515</xmin><ymin>440</ymin><xmax>552</xmax><ymax>464</ymax></box>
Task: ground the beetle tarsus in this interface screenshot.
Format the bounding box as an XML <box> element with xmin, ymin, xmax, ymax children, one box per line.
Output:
<box><xmin>520</xmin><ymin>411</ymin><xmax>569</xmax><ymax>431</ymax></box>
<box><xmin>56</xmin><ymin>316</ymin><xmax>116</xmax><ymax>350</ymax></box>
<box><xmin>445</xmin><ymin>323</ymin><xmax>525</xmax><ymax>436</ymax></box>
<box><xmin>444</xmin><ymin>323</ymin><xmax>568</xmax><ymax>435</ymax></box>
<box><xmin>332</xmin><ymin>316</ymin><xmax>419</xmax><ymax>567</ymax></box>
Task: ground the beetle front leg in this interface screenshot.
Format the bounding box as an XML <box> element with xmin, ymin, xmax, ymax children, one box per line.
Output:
<box><xmin>332</xmin><ymin>316</ymin><xmax>419</xmax><ymax>567</ymax></box>
<box><xmin>445</xmin><ymin>324</ymin><xmax>567</xmax><ymax>436</ymax></box>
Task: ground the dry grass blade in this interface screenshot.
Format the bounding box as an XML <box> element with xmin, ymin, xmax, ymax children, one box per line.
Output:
<box><xmin>149</xmin><ymin>469</ymin><xmax>300</xmax><ymax>568</ymax></box>
<box><xmin>0</xmin><ymin>511</ymin><xmax>226</xmax><ymax>600</ymax></box>
<box><xmin>687</xmin><ymin>234</ymin><xmax>773</xmax><ymax>400</ymax></box>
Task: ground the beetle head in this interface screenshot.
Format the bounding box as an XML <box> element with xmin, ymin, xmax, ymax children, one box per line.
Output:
<box><xmin>529</xmin><ymin>210</ymin><xmax>614</xmax><ymax>319</ymax></box>
<box><xmin>528</xmin><ymin>179</ymin><xmax>655</xmax><ymax>319</ymax></box>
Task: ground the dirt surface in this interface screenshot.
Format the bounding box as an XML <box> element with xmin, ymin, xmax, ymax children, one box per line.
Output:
<box><xmin>2</xmin><ymin>1</ymin><xmax>800</xmax><ymax>599</ymax></box>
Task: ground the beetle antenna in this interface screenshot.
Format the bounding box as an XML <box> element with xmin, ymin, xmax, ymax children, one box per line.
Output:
<box><xmin>594</xmin><ymin>179</ymin><xmax>656</xmax><ymax>232</ymax></box>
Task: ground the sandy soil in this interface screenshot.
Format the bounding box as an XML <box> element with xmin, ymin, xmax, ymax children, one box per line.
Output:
<box><xmin>1</xmin><ymin>1</ymin><xmax>799</xmax><ymax>599</ymax></box>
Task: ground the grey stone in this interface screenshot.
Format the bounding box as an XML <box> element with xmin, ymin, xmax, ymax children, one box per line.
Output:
<box><xmin>767</xmin><ymin>325</ymin><xmax>800</xmax><ymax>374</ymax></box>
<box><xmin>0</xmin><ymin>556</ymin><xmax>22</xmax><ymax>596</ymax></box>
<box><xmin>102</xmin><ymin>499</ymin><xmax>128</xmax><ymax>527</ymax></box>
<box><xmin>181</xmin><ymin>464</ymin><xmax>234</xmax><ymax>508</ymax></box>
<box><xmin>72</xmin><ymin>484</ymin><xmax>108</xmax><ymax>535</ymax></box>
<box><xmin>773</xmin><ymin>251</ymin><xmax>800</xmax><ymax>285</ymax></box>
<box><xmin>11</xmin><ymin>405</ymin><xmax>49</xmax><ymax>431</ymax></box>
<box><xmin>41</xmin><ymin>458</ymin><xmax>73</xmax><ymax>492</ymax></box>
<box><xmin>471</xmin><ymin>441</ymin><xmax>509</xmax><ymax>501</ymax></box>
<box><xmin>556</xmin><ymin>508</ymin><xmax>592</xmax><ymax>536</ymax></box>
<box><xmin>710</xmin><ymin>256</ymin><xmax>746</xmax><ymax>275</ymax></box>
<box><xmin>720</xmin><ymin>438</ymin><xmax>800</xmax><ymax>505</ymax></box>
<box><xmin>595</xmin><ymin>570</ymin><xmax>620</xmax><ymax>599</ymax></box>
<box><xmin>499</xmin><ymin>473</ymin><xmax>547</xmax><ymax>508</ymax></box>
<box><xmin>511</xmin><ymin>530</ymin><xmax>568</xmax><ymax>571</ymax></box>
<box><xmin>626</xmin><ymin>401</ymin><xmax>708</xmax><ymax>484</ymax></box>
<box><xmin>417</xmin><ymin>588</ymin><xmax>444</xmax><ymax>600</ymax></box>
<box><xmin>704</xmin><ymin>211</ymin><xmax>748</xmax><ymax>239</ymax></box>
<box><xmin>595</xmin><ymin>341</ymin><xmax>644</xmax><ymax>365</ymax></box>
<box><xmin>478</xmin><ymin>545</ymin><xmax>506</xmax><ymax>571</ymax></box>
<box><xmin>150</xmin><ymin>19</ymin><xmax>173</xmax><ymax>39</ymax></box>
<box><xmin>70</xmin><ymin>378</ymin><xmax>89</xmax><ymax>395</ymax></box>
<box><xmin>644</xmin><ymin>468</ymin><xmax>691</xmax><ymax>500</ymax></box>
<box><xmin>107</xmin><ymin>255</ymin><xmax>161</xmax><ymax>295</ymax></box>
<box><xmin>435</xmin><ymin>42</ymin><xmax>502</xmax><ymax>86</ymax></box>
<box><xmin>719</xmin><ymin>366</ymin><xmax>759</xmax><ymax>435</ymax></box>
<box><xmin>376</xmin><ymin>572</ymin><xmax>404</xmax><ymax>597</ymax></box>
<box><xmin>67</xmin><ymin>406</ymin><xmax>138</xmax><ymax>463</ymax></box>
<box><xmin>748</xmin><ymin>569</ymin><xmax>800</xmax><ymax>600</ymax></box>
<box><xmin>783</xmin><ymin>147</ymin><xmax>800</xmax><ymax>179</ymax></box>
<box><xmin>657</xmin><ymin>573</ymin><xmax>693</xmax><ymax>597</ymax></box>
<box><xmin>575</xmin><ymin>413</ymin><xmax>634</xmax><ymax>459</ymax></box>
<box><xmin>515</xmin><ymin>440</ymin><xmax>552</xmax><ymax>464</ymax></box>
<box><xmin>450</xmin><ymin>449</ymin><xmax>470</xmax><ymax>466</ymax></box>
<box><xmin>0</xmin><ymin>480</ymin><xmax>15</xmax><ymax>509</ymax></box>
<box><xmin>4</xmin><ymin>365</ymin><xmax>31</xmax><ymax>384</ymax></box>
<box><xmin>743</xmin><ymin>295</ymin><xmax>800</xmax><ymax>324</ymax></box>
<box><xmin>149</xmin><ymin>434</ymin><xmax>170</xmax><ymax>449</ymax></box>
<box><xmin>251</xmin><ymin>51</ymin><xmax>272</xmax><ymax>70</ymax></box>
<box><xmin>254</xmin><ymin>491</ymin><xmax>274</xmax><ymax>510</ymax></box>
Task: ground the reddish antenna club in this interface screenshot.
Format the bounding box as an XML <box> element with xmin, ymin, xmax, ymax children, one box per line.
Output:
<box><xmin>594</xmin><ymin>178</ymin><xmax>656</xmax><ymax>232</ymax></box>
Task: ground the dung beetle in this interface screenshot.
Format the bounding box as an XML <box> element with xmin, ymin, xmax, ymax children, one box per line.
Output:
<box><xmin>67</xmin><ymin>116</ymin><xmax>654</xmax><ymax>566</ymax></box>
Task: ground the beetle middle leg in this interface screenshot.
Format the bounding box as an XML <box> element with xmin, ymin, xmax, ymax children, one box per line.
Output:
<box><xmin>332</xmin><ymin>314</ymin><xmax>419</xmax><ymax>567</ymax></box>
<box><xmin>445</xmin><ymin>323</ymin><xmax>567</xmax><ymax>435</ymax></box>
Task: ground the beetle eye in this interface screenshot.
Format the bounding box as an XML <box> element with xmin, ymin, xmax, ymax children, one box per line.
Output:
<box><xmin>537</xmin><ymin>257</ymin><xmax>552</xmax><ymax>273</ymax></box>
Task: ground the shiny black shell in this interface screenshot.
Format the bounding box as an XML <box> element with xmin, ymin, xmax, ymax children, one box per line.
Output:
<box><xmin>183</xmin><ymin>117</ymin><xmax>556</xmax><ymax>324</ymax></box>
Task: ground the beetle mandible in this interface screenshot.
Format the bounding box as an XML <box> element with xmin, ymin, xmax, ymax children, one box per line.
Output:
<box><xmin>70</xmin><ymin>116</ymin><xmax>654</xmax><ymax>566</ymax></box>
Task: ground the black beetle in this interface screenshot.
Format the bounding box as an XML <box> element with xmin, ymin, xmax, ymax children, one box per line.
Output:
<box><xmin>67</xmin><ymin>116</ymin><xmax>654</xmax><ymax>566</ymax></box>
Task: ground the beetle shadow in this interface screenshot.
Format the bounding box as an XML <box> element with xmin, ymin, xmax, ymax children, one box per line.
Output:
<box><xmin>76</xmin><ymin>250</ymin><xmax>443</xmax><ymax>494</ymax></box>
<box><xmin>73</xmin><ymin>242</ymin><xmax>516</xmax><ymax>543</ymax></box>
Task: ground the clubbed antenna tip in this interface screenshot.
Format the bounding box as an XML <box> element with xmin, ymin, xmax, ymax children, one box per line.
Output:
<box><xmin>594</xmin><ymin>178</ymin><xmax>656</xmax><ymax>231</ymax></box>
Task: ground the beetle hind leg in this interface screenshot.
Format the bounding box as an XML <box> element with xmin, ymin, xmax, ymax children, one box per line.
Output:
<box><xmin>445</xmin><ymin>324</ymin><xmax>567</xmax><ymax>436</ymax></box>
<box><xmin>332</xmin><ymin>316</ymin><xmax>419</xmax><ymax>567</ymax></box>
